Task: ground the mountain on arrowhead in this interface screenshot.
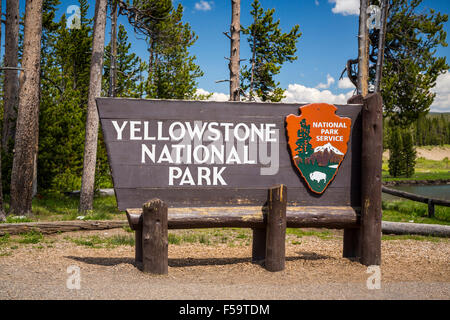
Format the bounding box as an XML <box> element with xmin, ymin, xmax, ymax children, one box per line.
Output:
<box><xmin>314</xmin><ymin>143</ymin><xmax>344</xmax><ymax>155</ymax></box>
<box><xmin>303</xmin><ymin>143</ymin><xmax>344</xmax><ymax>166</ymax></box>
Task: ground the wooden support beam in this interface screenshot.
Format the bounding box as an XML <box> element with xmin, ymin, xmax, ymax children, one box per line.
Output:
<box><xmin>265</xmin><ymin>185</ymin><xmax>287</xmax><ymax>272</ymax></box>
<box><xmin>251</xmin><ymin>228</ymin><xmax>266</xmax><ymax>263</ymax></box>
<box><xmin>126</xmin><ymin>206</ymin><xmax>359</xmax><ymax>230</ymax></box>
<box><xmin>343</xmin><ymin>94</ymin><xmax>363</xmax><ymax>259</ymax></box>
<box><xmin>142</xmin><ymin>199</ymin><xmax>168</xmax><ymax>274</ymax></box>
<box><xmin>360</xmin><ymin>93</ymin><xmax>383</xmax><ymax>266</ymax></box>
<box><xmin>428</xmin><ymin>199</ymin><xmax>435</xmax><ymax>218</ymax></box>
<box><xmin>135</xmin><ymin>227</ymin><xmax>143</xmax><ymax>263</ymax></box>
<box><xmin>0</xmin><ymin>220</ymin><xmax>128</xmax><ymax>236</ymax></box>
<box><xmin>343</xmin><ymin>228</ymin><xmax>360</xmax><ymax>259</ymax></box>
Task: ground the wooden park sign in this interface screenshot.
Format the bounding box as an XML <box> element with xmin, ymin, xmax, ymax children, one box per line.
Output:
<box><xmin>97</xmin><ymin>93</ymin><xmax>383</xmax><ymax>274</ymax></box>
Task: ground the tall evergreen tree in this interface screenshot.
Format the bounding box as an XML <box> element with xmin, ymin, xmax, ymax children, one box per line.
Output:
<box><xmin>119</xmin><ymin>1</ymin><xmax>202</xmax><ymax>100</ymax></box>
<box><xmin>377</xmin><ymin>0</ymin><xmax>448</xmax><ymax>126</ymax></box>
<box><xmin>241</xmin><ymin>0</ymin><xmax>301</xmax><ymax>102</ymax></box>
<box><xmin>38</xmin><ymin>0</ymin><xmax>93</xmax><ymax>191</ymax></box>
<box><xmin>103</xmin><ymin>24</ymin><xmax>142</xmax><ymax>97</ymax></box>
<box><xmin>402</xmin><ymin>129</ymin><xmax>416</xmax><ymax>177</ymax></box>
<box><xmin>147</xmin><ymin>4</ymin><xmax>203</xmax><ymax>99</ymax></box>
<box><xmin>388</xmin><ymin>127</ymin><xmax>404</xmax><ymax>177</ymax></box>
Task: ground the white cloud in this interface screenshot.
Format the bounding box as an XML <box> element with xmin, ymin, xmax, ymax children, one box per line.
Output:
<box><xmin>338</xmin><ymin>77</ymin><xmax>355</xmax><ymax>89</ymax></box>
<box><xmin>195</xmin><ymin>1</ymin><xmax>213</xmax><ymax>11</ymax></box>
<box><xmin>282</xmin><ymin>83</ymin><xmax>354</xmax><ymax>104</ymax></box>
<box><xmin>431</xmin><ymin>70</ymin><xmax>450</xmax><ymax>112</ymax></box>
<box><xmin>315</xmin><ymin>0</ymin><xmax>320</xmax><ymax>6</ymax></box>
<box><xmin>196</xmin><ymin>88</ymin><xmax>229</xmax><ymax>101</ymax></box>
<box><xmin>316</xmin><ymin>74</ymin><xmax>335</xmax><ymax>89</ymax></box>
<box><xmin>329</xmin><ymin>0</ymin><xmax>359</xmax><ymax>16</ymax></box>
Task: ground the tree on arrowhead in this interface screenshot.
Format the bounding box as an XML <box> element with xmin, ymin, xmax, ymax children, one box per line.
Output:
<box><xmin>295</xmin><ymin>119</ymin><xmax>313</xmax><ymax>161</ymax></box>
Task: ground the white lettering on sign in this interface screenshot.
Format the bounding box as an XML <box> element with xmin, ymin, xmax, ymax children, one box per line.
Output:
<box><xmin>113</xmin><ymin>120</ymin><xmax>279</xmax><ymax>186</ymax></box>
<box><xmin>313</xmin><ymin>121</ymin><xmax>346</xmax><ymax>143</ymax></box>
<box><xmin>112</xmin><ymin>121</ymin><xmax>128</xmax><ymax>140</ymax></box>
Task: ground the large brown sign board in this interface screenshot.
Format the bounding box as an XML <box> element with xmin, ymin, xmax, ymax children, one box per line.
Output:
<box><xmin>97</xmin><ymin>98</ymin><xmax>362</xmax><ymax>210</ymax></box>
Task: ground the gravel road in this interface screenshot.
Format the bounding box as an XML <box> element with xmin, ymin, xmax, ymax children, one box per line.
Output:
<box><xmin>0</xmin><ymin>229</ymin><xmax>449</xmax><ymax>300</ymax></box>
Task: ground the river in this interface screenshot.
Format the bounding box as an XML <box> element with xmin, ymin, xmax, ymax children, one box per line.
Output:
<box><xmin>382</xmin><ymin>184</ymin><xmax>450</xmax><ymax>201</ymax></box>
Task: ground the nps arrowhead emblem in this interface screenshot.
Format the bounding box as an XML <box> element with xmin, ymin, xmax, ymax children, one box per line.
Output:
<box><xmin>286</xmin><ymin>103</ymin><xmax>352</xmax><ymax>194</ymax></box>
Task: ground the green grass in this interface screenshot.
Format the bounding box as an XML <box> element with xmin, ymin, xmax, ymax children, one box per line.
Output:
<box><xmin>68</xmin><ymin>234</ymin><xmax>134</xmax><ymax>248</ymax></box>
<box><xmin>166</xmin><ymin>228</ymin><xmax>253</xmax><ymax>246</ymax></box>
<box><xmin>383</xmin><ymin>171</ymin><xmax>450</xmax><ymax>182</ymax></box>
<box><xmin>0</xmin><ymin>231</ymin><xmax>52</xmax><ymax>254</ymax></box>
<box><xmin>16</xmin><ymin>231</ymin><xmax>44</xmax><ymax>244</ymax></box>
<box><xmin>122</xmin><ymin>226</ymin><xmax>133</xmax><ymax>233</ymax></box>
<box><xmin>382</xmin><ymin>200</ymin><xmax>450</xmax><ymax>225</ymax></box>
<box><xmin>5</xmin><ymin>216</ymin><xmax>34</xmax><ymax>223</ymax></box>
<box><xmin>286</xmin><ymin>228</ymin><xmax>333</xmax><ymax>240</ymax></box>
<box><xmin>168</xmin><ymin>231</ymin><xmax>212</xmax><ymax>245</ymax></box>
<box><xmin>0</xmin><ymin>233</ymin><xmax>11</xmax><ymax>246</ymax></box>
<box><xmin>382</xmin><ymin>156</ymin><xmax>450</xmax><ymax>182</ymax></box>
<box><xmin>381</xmin><ymin>234</ymin><xmax>444</xmax><ymax>242</ymax></box>
<box><xmin>0</xmin><ymin>193</ymin><xmax>121</xmax><ymax>223</ymax></box>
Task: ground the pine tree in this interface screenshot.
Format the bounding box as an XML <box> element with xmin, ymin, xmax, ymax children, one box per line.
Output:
<box><xmin>103</xmin><ymin>24</ymin><xmax>142</xmax><ymax>98</ymax></box>
<box><xmin>145</xmin><ymin>3</ymin><xmax>203</xmax><ymax>99</ymax></box>
<box><xmin>388</xmin><ymin>127</ymin><xmax>403</xmax><ymax>177</ymax></box>
<box><xmin>38</xmin><ymin>0</ymin><xmax>93</xmax><ymax>191</ymax></box>
<box><xmin>119</xmin><ymin>1</ymin><xmax>203</xmax><ymax>100</ymax></box>
<box><xmin>402</xmin><ymin>129</ymin><xmax>416</xmax><ymax>177</ymax></box>
<box><xmin>241</xmin><ymin>0</ymin><xmax>301</xmax><ymax>102</ymax></box>
<box><xmin>379</xmin><ymin>0</ymin><xmax>448</xmax><ymax>126</ymax></box>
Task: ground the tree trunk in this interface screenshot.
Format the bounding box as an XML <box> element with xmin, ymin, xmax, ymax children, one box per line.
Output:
<box><xmin>79</xmin><ymin>0</ymin><xmax>108</xmax><ymax>213</ymax></box>
<box><xmin>0</xmin><ymin>0</ymin><xmax>5</xmax><ymax>222</ymax></box>
<box><xmin>229</xmin><ymin>0</ymin><xmax>240</xmax><ymax>101</ymax></box>
<box><xmin>9</xmin><ymin>0</ymin><xmax>43</xmax><ymax>216</ymax></box>
<box><xmin>357</xmin><ymin>0</ymin><xmax>369</xmax><ymax>96</ymax></box>
<box><xmin>374</xmin><ymin>0</ymin><xmax>389</xmax><ymax>93</ymax></box>
<box><xmin>109</xmin><ymin>0</ymin><xmax>118</xmax><ymax>97</ymax></box>
<box><xmin>0</xmin><ymin>141</ymin><xmax>4</xmax><ymax>221</ymax></box>
<box><xmin>249</xmin><ymin>27</ymin><xmax>256</xmax><ymax>100</ymax></box>
<box><xmin>2</xmin><ymin>0</ymin><xmax>20</xmax><ymax>150</ymax></box>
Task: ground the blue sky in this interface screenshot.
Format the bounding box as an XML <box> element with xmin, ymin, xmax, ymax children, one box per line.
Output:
<box><xmin>7</xmin><ymin>0</ymin><xmax>450</xmax><ymax>111</ymax></box>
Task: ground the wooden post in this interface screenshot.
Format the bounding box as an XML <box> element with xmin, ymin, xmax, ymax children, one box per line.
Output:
<box><xmin>428</xmin><ymin>199</ymin><xmax>435</xmax><ymax>218</ymax></box>
<box><xmin>343</xmin><ymin>228</ymin><xmax>360</xmax><ymax>259</ymax></box>
<box><xmin>142</xmin><ymin>199</ymin><xmax>168</xmax><ymax>274</ymax></box>
<box><xmin>343</xmin><ymin>94</ymin><xmax>363</xmax><ymax>259</ymax></box>
<box><xmin>135</xmin><ymin>227</ymin><xmax>143</xmax><ymax>263</ymax></box>
<box><xmin>360</xmin><ymin>93</ymin><xmax>383</xmax><ymax>266</ymax></box>
<box><xmin>265</xmin><ymin>184</ymin><xmax>287</xmax><ymax>272</ymax></box>
<box><xmin>252</xmin><ymin>228</ymin><xmax>266</xmax><ymax>263</ymax></box>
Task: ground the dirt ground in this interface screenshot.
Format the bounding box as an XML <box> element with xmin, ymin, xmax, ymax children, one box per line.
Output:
<box><xmin>383</xmin><ymin>146</ymin><xmax>450</xmax><ymax>161</ymax></box>
<box><xmin>0</xmin><ymin>228</ymin><xmax>449</xmax><ymax>300</ymax></box>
